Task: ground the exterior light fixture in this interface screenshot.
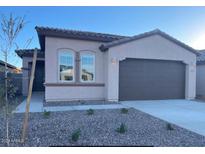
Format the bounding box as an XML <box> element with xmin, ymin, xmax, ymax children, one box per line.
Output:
<box><xmin>111</xmin><ymin>57</ymin><xmax>118</xmax><ymax>64</ymax></box>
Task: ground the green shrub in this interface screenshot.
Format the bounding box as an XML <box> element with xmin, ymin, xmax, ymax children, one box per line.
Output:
<box><xmin>71</xmin><ymin>129</ymin><xmax>81</xmax><ymax>142</ymax></box>
<box><xmin>116</xmin><ymin>123</ymin><xmax>127</xmax><ymax>134</ymax></box>
<box><xmin>0</xmin><ymin>78</ymin><xmax>18</xmax><ymax>107</ymax></box>
<box><xmin>121</xmin><ymin>108</ymin><xmax>128</xmax><ymax>114</ymax></box>
<box><xmin>87</xmin><ymin>109</ymin><xmax>94</xmax><ymax>115</ymax></box>
<box><xmin>43</xmin><ymin>110</ymin><xmax>51</xmax><ymax>118</ymax></box>
<box><xmin>166</xmin><ymin>123</ymin><xmax>174</xmax><ymax>131</ymax></box>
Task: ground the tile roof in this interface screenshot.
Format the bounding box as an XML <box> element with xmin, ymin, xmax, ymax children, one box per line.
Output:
<box><xmin>99</xmin><ymin>29</ymin><xmax>199</xmax><ymax>55</ymax></box>
<box><xmin>0</xmin><ymin>60</ymin><xmax>20</xmax><ymax>70</ymax></box>
<box><xmin>15</xmin><ymin>49</ymin><xmax>44</xmax><ymax>58</ymax></box>
<box><xmin>35</xmin><ymin>26</ymin><xmax>129</xmax><ymax>51</ymax></box>
<box><xmin>17</xmin><ymin>27</ymin><xmax>200</xmax><ymax>59</ymax></box>
<box><xmin>197</xmin><ymin>50</ymin><xmax>205</xmax><ymax>65</ymax></box>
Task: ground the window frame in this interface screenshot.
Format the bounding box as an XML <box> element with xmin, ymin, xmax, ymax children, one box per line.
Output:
<box><xmin>80</xmin><ymin>53</ymin><xmax>95</xmax><ymax>83</ymax></box>
<box><xmin>58</xmin><ymin>50</ymin><xmax>75</xmax><ymax>82</ymax></box>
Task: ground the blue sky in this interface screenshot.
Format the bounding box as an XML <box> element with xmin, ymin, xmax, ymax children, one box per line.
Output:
<box><xmin>0</xmin><ymin>6</ymin><xmax>205</xmax><ymax>67</ymax></box>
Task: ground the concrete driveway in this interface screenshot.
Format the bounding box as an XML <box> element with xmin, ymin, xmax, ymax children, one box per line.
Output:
<box><xmin>121</xmin><ymin>99</ymin><xmax>205</xmax><ymax>136</ymax></box>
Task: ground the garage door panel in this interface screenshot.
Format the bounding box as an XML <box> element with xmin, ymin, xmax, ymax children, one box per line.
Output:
<box><xmin>119</xmin><ymin>58</ymin><xmax>185</xmax><ymax>101</ymax></box>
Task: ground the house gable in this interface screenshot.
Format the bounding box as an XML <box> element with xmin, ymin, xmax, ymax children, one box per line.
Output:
<box><xmin>100</xmin><ymin>29</ymin><xmax>199</xmax><ymax>56</ymax></box>
<box><xmin>108</xmin><ymin>34</ymin><xmax>196</xmax><ymax>64</ymax></box>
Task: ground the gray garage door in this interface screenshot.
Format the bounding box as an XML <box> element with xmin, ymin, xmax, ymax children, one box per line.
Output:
<box><xmin>119</xmin><ymin>58</ymin><xmax>185</xmax><ymax>101</ymax></box>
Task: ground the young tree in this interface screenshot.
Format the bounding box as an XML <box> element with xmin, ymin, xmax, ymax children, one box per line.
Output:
<box><xmin>0</xmin><ymin>13</ymin><xmax>26</xmax><ymax>146</ymax></box>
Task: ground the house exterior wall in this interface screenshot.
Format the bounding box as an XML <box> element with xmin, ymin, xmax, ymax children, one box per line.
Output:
<box><xmin>45</xmin><ymin>36</ymin><xmax>106</xmax><ymax>102</ymax></box>
<box><xmin>22</xmin><ymin>56</ymin><xmax>44</xmax><ymax>96</ymax></box>
<box><xmin>196</xmin><ymin>64</ymin><xmax>205</xmax><ymax>97</ymax></box>
<box><xmin>107</xmin><ymin>34</ymin><xmax>196</xmax><ymax>101</ymax></box>
<box><xmin>44</xmin><ymin>34</ymin><xmax>196</xmax><ymax>102</ymax></box>
<box><xmin>104</xmin><ymin>51</ymin><xmax>109</xmax><ymax>100</ymax></box>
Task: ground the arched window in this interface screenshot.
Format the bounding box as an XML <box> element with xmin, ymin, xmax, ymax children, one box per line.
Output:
<box><xmin>59</xmin><ymin>50</ymin><xmax>74</xmax><ymax>81</ymax></box>
<box><xmin>80</xmin><ymin>53</ymin><xmax>95</xmax><ymax>82</ymax></box>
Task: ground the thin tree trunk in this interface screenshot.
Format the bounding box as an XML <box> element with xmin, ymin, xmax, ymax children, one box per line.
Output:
<box><xmin>4</xmin><ymin>51</ymin><xmax>9</xmax><ymax>146</ymax></box>
<box><xmin>0</xmin><ymin>13</ymin><xmax>26</xmax><ymax>146</ymax></box>
<box><xmin>21</xmin><ymin>49</ymin><xmax>37</xmax><ymax>143</ymax></box>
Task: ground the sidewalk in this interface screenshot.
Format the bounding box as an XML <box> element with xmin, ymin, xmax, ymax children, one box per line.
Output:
<box><xmin>44</xmin><ymin>104</ymin><xmax>127</xmax><ymax>112</ymax></box>
<box><xmin>14</xmin><ymin>92</ymin><xmax>129</xmax><ymax>113</ymax></box>
<box><xmin>14</xmin><ymin>92</ymin><xmax>44</xmax><ymax>113</ymax></box>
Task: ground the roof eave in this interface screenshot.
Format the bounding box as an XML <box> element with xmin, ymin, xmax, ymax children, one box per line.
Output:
<box><xmin>35</xmin><ymin>26</ymin><xmax>129</xmax><ymax>51</ymax></box>
<box><xmin>0</xmin><ymin>60</ymin><xmax>19</xmax><ymax>70</ymax></box>
<box><xmin>197</xmin><ymin>61</ymin><xmax>205</xmax><ymax>65</ymax></box>
<box><xmin>35</xmin><ymin>26</ymin><xmax>45</xmax><ymax>51</ymax></box>
<box><xmin>157</xmin><ymin>31</ymin><xmax>199</xmax><ymax>56</ymax></box>
<box><xmin>15</xmin><ymin>49</ymin><xmax>44</xmax><ymax>58</ymax></box>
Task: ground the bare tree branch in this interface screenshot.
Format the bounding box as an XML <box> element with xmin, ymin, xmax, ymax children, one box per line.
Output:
<box><xmin>24</xmin><ymin>37</ymin><xmax>33</xmax><ymax>49</ymax></box>
<box><xmin>0</xmin><ymin>13</ymin><xmax>27</xmax><ymax>146</ymax></box>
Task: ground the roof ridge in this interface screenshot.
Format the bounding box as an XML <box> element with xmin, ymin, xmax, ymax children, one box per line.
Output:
<box><xmin>199</xmin><ymin>49</ymin><xmax>205</xmax><ymax>52</ymax></box>
<box><xmin>0</xmin><ymin>60</ymin><xmax>19</xmax><ymax>69</ymax></box>
<box><xmin>15</xmin><ymin>48</ymin><xmax>41</xmax><ymax>51</ymax></box>
<box><xmin>35</xmin><ymin>26</ymin><xmax>129</xmax><ymax>38</ymax></box>
<box><xmin>15</xmin><ymin>49</ymin><xmax>43</xmax><ymax>58</ymax></box>
<box><xmin>99</xmin><ymin>29</ymin><xmax>159</xmax><ymax>51</ymax></box>
<box><xmin>15</xmin><ymin>48</ymin><xmax>40</xmax><ymax>51</ymax></box>
<box><xmin>36</xmin><ymin>26</ymin><xmax>130</xmax><ymax>50</ymax></box>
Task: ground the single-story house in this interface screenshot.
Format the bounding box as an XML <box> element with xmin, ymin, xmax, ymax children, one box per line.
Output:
<box><xmin>196</xmin><ymin>50</ymin><xmax>205</xmax><ymax>99</ymax></box>
<box><xmin>16</xmin><ymin>26</ymin><xmax>199</xmax><ymax>102</ymax></box>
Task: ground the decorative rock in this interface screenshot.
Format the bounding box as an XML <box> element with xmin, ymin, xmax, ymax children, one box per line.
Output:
<box><xmin>0</xmin><ymin>109</ymin><xmax>205</xmax><ymax>146</ymax></box>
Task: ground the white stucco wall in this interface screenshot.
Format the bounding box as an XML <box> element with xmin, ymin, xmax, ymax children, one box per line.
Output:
<box><xmin>196</xmin><ymin>64</ymin><xmax>205</xmax><ymax>97</ymax></box>
<box><xmin>46</xmin><ymin>86</ymin><xmax>104</xmax><ymax>102</ymax></box>
<box><xmin>107</xmin><ymin>34</ymin><xmax>196</xmax><ymax>101</ymax></box>
<box><xmin>45</xmin><ymin>36</ymin><xmax>106</xmax><ymax>102</ymax></box>
<box><xmin>44</xmin><ymin>34</ymin><xmax>196</xmax><ymax>102</ymax></box>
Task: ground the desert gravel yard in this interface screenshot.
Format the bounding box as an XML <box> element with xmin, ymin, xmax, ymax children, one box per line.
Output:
<box><xmin>1</xmin><ymin>108</ymin><xmax>205</xmax><ymax>147</ymax></box>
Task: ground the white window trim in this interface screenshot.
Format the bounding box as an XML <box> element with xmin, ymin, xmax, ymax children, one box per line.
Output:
<box><xmin>58</xmin><ymin>50</ymin><xmax>75</xmax><ymax>82</ymax></box>
<box><xmin>80</xmin><ymin>54</ymin><xmax>95</xmax><ymax>83</ymax></box>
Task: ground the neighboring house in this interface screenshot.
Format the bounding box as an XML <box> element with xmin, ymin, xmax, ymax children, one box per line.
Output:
<box><xmin>196</xmin><ymin>50</ymin><xmax>205</xmax><ymax>99</ymax></box>
<box><xmin>0</xmin><ymin>60</ymin><xmax>22</xmax><ymax>95</ymax></box>
<box><xmin>16</xmin><ymin>26</ymin><xmax>198</xmax><ymax>102</ymax></box>
<box><xmin>0</xmin><ymin>60</ymin><xmax>21</xmax><ymax>73</ymax></box>
<box><xmin>82</xmin><ymin>69</ymin><xmax>94</xmax><ymax>81</ymax></box>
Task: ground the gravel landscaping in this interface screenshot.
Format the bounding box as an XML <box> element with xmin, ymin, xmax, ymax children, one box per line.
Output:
<box><xmin>0</xmin><ymin>95</ymin><xmax>25</xmax><ymax>116</ymax></box>
<box><xmin>1</xmin><ymin>108</ymin><xmax>205</xmax><ymax>147</ymax></box>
